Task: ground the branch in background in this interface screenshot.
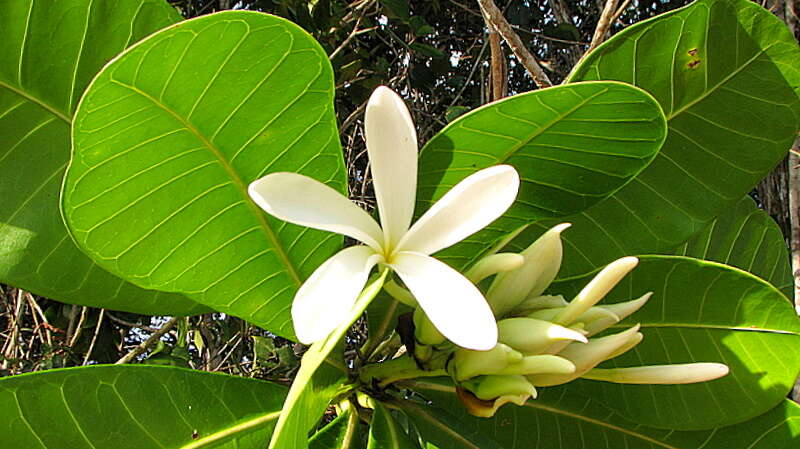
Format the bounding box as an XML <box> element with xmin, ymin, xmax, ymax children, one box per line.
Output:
<box><xmin>587</xmin><ymin>0</ymin><xmax>619</xmax><ymax>54</ymax></box>
<box><xmin>115</xmin><ymin>316</ymin><xmax>180</xmax><ymax>365</ymax></box>
<box><xmin>789</xmin><ymin>143</ymin><xmax>800</xmax><ymax>313</ymax></box>
<box><xmin>486</xmin><ymin>20</ymin><xmax>507</xmax><ymax>101</ymax></box>
<box><xmin>477</xmin><ymin>0</ymin><xmax>552</xmax><ymax>88</ymax></box>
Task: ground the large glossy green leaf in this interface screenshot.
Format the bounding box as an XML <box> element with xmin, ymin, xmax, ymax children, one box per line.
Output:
<box><xmin>550</xmin><ymin>255</ymin><xmax>800</xmax><ymax>429</ymax></box>
<box><xmin>0</xmin><ymin>365</ymin><xmax>287</xmax><ymax>448</ymax></box>
<box><xmin>0</xmin><ymin>0</ymin><xmax>206</xmax><ymax>315</ymax></box>
<box><xmin>407</xmin><ymin>379</ymin><xmax>800</xmax><ymax>448</ymax></box>
<box><xmin>62</xmin><ymin>10</ymin><xmax>345</xmax><ymax>338</ymax></box>
<box><xmin>392</xmin><ymin>396</ymin><xmax>503</xmax><ymax>449</ymax></box>
<box><xmin>672</xmin><ymin>195</ymin><xmax>793</xmax><ymax>296</ymax></box>
<box><xmin>268</xmin><ymin>271</ymin><xmax>386</xmax><ymax>449</ymax></box>
<box><xmin>417</xmin><ymin>81</ymin><xmax>667</xmax><ymax>268</ymax></box>
<box><xmin>534</xmin><ymin>0</ymin><xmax>800</xmax><ymax>280</ymax></box>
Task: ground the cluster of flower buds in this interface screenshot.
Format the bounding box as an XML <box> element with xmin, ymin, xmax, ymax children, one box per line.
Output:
<box><xmin>412</xmin><ymin>224</ymin><xmax>729</xmax><ymax>417</ymax></box>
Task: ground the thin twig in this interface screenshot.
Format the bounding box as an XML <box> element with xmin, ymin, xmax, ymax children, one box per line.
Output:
<box><xmin>106</xmin><ymin>313</ymin><xmax>161</xmax><ymax>332</ymax></box>
<box><xmin>68</xmin><ymin>306</ymin><xmax>89</xmax><ymax>347</ymax></box>
<box><xmin>83</xmin><ymin>309</ymin><xmax>105</xmax><ymax>365</ymax></box>
<box><xmin>477</xmin><ymin>0</ymin><xmax>552</xmax><ymax>88</ymax></box>
<box><xmin>115</xmin><ymin>316</ymin><xmax>180</xmax><ymax>364</ymax></box>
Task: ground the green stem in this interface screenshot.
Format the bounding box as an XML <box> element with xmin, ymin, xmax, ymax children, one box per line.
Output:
<box><xmin>360</xmin><ymin>355</ymin><xmax>447</xmax><ymax>388</ymax></box>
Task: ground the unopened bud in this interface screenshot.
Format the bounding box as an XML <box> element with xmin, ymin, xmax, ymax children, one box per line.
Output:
<box><xmin>555</xmin><ymin>257</ymin><xmax>639</xmax><ymax>326</ymax></box>
<box><xmin>496</xmin><ymin>354</ymin><xmax>576</xmax><ymax>376</ymax></box>
<box><xmin>512</xmin><ymin>295</ymin><xmax>568</xmax><ymax>315</ymax></box>
<box><xmin>487</xmin><ymin>223</ymin><xmax>570</xmax><ymax>317</ymax></box>
<box><xmin>462</xmin><ymin>374</ymin><xmax>537</xmax><ymax>401</ymax></box>
<box><xmin>528</xmin><ymin>325</ymin><xmax>641</xmax><ymax>386</ymax></box>
<box><xmin>465</xmin><ymin>253</ymin><xmax>525</xmax><ymax>284</ymax></box>
<box><xmin>598</xmin><ymin>292</ymin><xmax>652</xmax><ymax>322</ymax></box>
<box><xmin>582</xmin><ymin>363</ymin><xmax>729</xmax><ymax>384</ymax></box>
<box><xmin>498</xmin><ymin>317</ymin><xmax>587</xmax><ymax>354</ymax></box>
<box><xmin>413</xmin><ymin>307</ymin><xmax>446</xmax><ymax>346</ymax></box>
<box><xmin>452</xmin><ymin>343</ymin><xmax>522</xmax><ymax>381</ymax></box>
<box><xmin>458</xmin><ymin>375</ymin><xmax>537</xmax><ymax>417</ymax></box>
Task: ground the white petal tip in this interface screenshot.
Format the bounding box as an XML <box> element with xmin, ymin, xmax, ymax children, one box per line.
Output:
<box><xmin>551</xmin><ymin>223</ymin><xmax>572</xmax><ymax>234</ymax></box>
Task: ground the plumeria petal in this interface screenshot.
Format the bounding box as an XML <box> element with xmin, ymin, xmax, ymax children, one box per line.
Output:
<box><xmin>249</xmin><ymin>172</ymin><xmax>384</xmax><ymax>251</ymax></box>
<box><xmin>291</xmin><ymin>246</ymin><xmax>382</xmax><ymax>344</ymax></box>
<box><xmin>365</xmin><ymin>86</ymin><xmax>418</xmax><ymax>249</ymax></box>
<box><xmin>397</xmin><ymin>165</ymin><xmax>520</xmax><ymax>255</ymax></box>
<box><xmin>391</xmin><ymin>252</ymin><xmax>498</xmax><ymax>350</ymax></box>
<box><xmin>582</xmin><ymin>363</ymin><xmax>729</xmax><ymax>384</ymax></box>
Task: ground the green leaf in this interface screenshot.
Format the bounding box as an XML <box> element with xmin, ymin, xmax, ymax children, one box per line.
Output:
<box><xmin>417</xmin><ymin>81</ymin><xmax>667</xmax><ymax>269</ymax></box>
<box><xmin>368</xmin><ymin>402</ymin><xmax>418</xmax><ymax>449</ymax></box>
<box><xmin>551</xmin><ymin>255</ymin><xmax>800</xmax><ymax>429</ymax></box>
<box><xmin>392</xmin><ymin>395</ymin><xmax>504</xmax><ymax>449</ymax></box>
<box><xmin>0</xmin><ymin>0</ymin><xmax>207</xmax><ymax>315</ymax></box>
<box><xmin>0</xmin><ymin>365</ymin><xmax>287</xmax><ymax>448</ymax></box>
<box><xmin>309</xmin><ymin>407</ymin><xmax>364</xmax><ymax>449</ymax></box>
<box><xmin>672</xmin><ymin>195</ymin><xmax>793</xmax><ymax>297</ymax></box>
<box><xmin>546</xmin><ymin>0</ymin><xmax>800</xmax><ymax>280</ymax></box>
<box><xmin>268</xmin><ymin>270</ymin><xmax>387</xmax><ymax>449</ymax></box>
<box><xmin>62</xmin><ymin>10</ymin><xmax>345</xmax><ymax>338</ymax></box>
<box><xmin>408</xmin><ymin>379</ymin><xmax>800</xmax><ymax>448</ymax></box>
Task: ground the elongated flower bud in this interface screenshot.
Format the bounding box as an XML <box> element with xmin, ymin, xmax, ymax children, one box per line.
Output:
<box><xmin>458</xmin><ymin>375</ymin><xmax>537</xmax><ymax>417</ymax></box>
<box><xmin>582</xmin><ymin>363</ymin><xmax>729</xmax><ymax>384</ymax></box>
<box><xmin>576</xmin><ymin>308</ymin><xmax>620</xmax><ymax>336</ymax></box>
<box><xmin>598</xmin><ymin>292</ymin><xmax>652</xmax><ymax>322</ymax></box>
<box><xmin>496</xmin><ymin>354</ymin><xmax>576</xmax><ymax>376</ymax></box>
<box><xmin>528</xmin><ymin>325</ymin><xmax>641</xmax><ymax>386</ymax></box>
<box><xmin>465</xmin><ymin>253</ymin><xmax>525</xmax><ymax>284</ymax></box>
<box><xmin>498</xmin><ymin>317</ymin><xmax>587</xmax><ymax>354</ymax></box>
<box><xmin>452</xmin><ymin>343</ymin><xmax>522</xmax><ymax>381</ymax></box>
<box><xmin>414</xmin><ymin>306</ymin><xmax>446</xmax><ymax>346</ymax></box>
<box><xmin>555</xmin><ymin>257</ymin><xmax>638</xmax><ymax>326</ymax></box>
<box><xmin>512</xmin><ymin>295</ymin><xmax>569</xmax><ymax>315</ymax></box>
<box><xmin>487</xmin><ymin>223</ymin><xmax>571</xmax><ymax>317</ymax></box>
<box><xmin>462</xmin><ymin>374</ymin><xmax>538</xmax><ymax>401</ymax></box>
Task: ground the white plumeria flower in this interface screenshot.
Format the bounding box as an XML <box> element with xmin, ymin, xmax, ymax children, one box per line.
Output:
<box><xmin>248</xmin><ymin>86</ymin><xmax>520</xmax><ymax>350</ymax></box>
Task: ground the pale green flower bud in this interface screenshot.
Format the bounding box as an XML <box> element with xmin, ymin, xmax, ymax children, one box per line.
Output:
<box><xmin>458</xmin><ymin>375</ymin><xmax>537</xmax><ymax>417</ymax></box>
<box><xmin>413</xmin><ymin>306</ymin><xmax>446</xmax><ymax>346</ymax></box>
<box><xmin>597</xmin><ymin>292</ymin><xmax>652</xmax><ymax>322</ymax></box>
<box><xmin>528</xmin><ymin>324</ymin><xmax>642</xmax><ymax>386</ymax></box>
<box><xmin>462</xmin><ymin>374</ymin><xmax>537</xmax><ymax>401</ymax></box>
<box><xmin>496</xmin><ymin>354</ymin><xmax>576</xmax><ymax>376</ymax></box>
<box><xmin>554</xmin><ymin>257</ymin><xmax>639</xmax><ymax>326</ymax></box>
<box><xmin>575</xmin><ymin>307</ymin><xmax>620</xmax><ymax>336</ymax></box>
<box><xmin>487</xmin><ymin>223</ymin><xmax>571</xmax><ymax>317</ymax></box>
<box><xmin>582</xmin><ymin>363</ymin><xmax>729</xmax><ymax>384</ymax></box>
<box><xmin>498</xmin><ymin>317</ymin><xmax>586</xmax><ymax>354</ymax></box>
<box><xmin>464</xmin><ymin>253</ymin><xmax>525</xmax><ymax>284</ymax></box>
<box><xmin>452</xmin><ymin>343</ymin><xmax>522</xmax><ymax>381</ymax></box>
<box><xmin>512</xmin><ymin>295</ymin><xmax>568</xmax><ymax>315</ymax></box>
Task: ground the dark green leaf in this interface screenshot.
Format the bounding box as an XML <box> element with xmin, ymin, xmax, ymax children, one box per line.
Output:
<box><xmin>368</xmin><ymin>402</ymin><xmax>418</xmax><ymax>449</ymax></box>
<box><xmin>408</xmin><ymin>379</ymin><xmax>800</xmax><ymax>448</ymax></box>
<box><xmin>0</xmin><ymin>0</ymin><xmax>207</xmax><ymax>315</ymax></box>
<box><xmin>672</xmin><ymin>195</ymin><xmax>793</xmax><ymax>297</ymax></box>
<box><xmin>418</xmin><ymin>82</ymin><xmax>667</xmax><ymax>269</ymax></box>
<box><xmin>0</xmin><ymin>365</ymin><xmax>287</xmax><ymax>448</ymax></box>
<box><xmin>551</xmin><ymin>255</ymin><xmax>800</xmax><ymax>429</ymax></box>
<box><xmin>62</xmin><ymin>11</ymin><xmax>345</xmax><ymax>338</ymax></box>
<box><xmin>545</xmin><ymin>0</ymin><xmax>800</xmax><ymax>280</ymax></box>
<box><xmin>410</xmin><ymin>43</ymin><xmax>445</xmax><ymax>59</ymax></box>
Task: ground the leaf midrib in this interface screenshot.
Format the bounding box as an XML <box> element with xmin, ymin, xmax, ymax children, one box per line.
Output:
<box><xmin>107</xmin><ymin>78</ymin><xmax>302</xmax><ymax>286</ymax></box>
<box><xmin>179</xmin><ymin>410</ymin><xmax>281</xmax><ymax>448</ymax></box>
<box><xmin>610</xmin><ymin>322</ymin><xmax>800</xmax><ymax>335</ymax></box>
<box><xmin>0</xmin><ymin>80</ymin><xmax>71</xmax><ymax>124</ymax></box>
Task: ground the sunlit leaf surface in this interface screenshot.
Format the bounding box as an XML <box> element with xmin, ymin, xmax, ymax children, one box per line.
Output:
<box><xmin>62</xmin><ymin>11</ymin><xmax>345</xmax><ymax>338</ymax></box>
<box><xmin>0</xmin><ymin>0</ymin><xmax>206</xmax><ymax>315</ymax></box>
